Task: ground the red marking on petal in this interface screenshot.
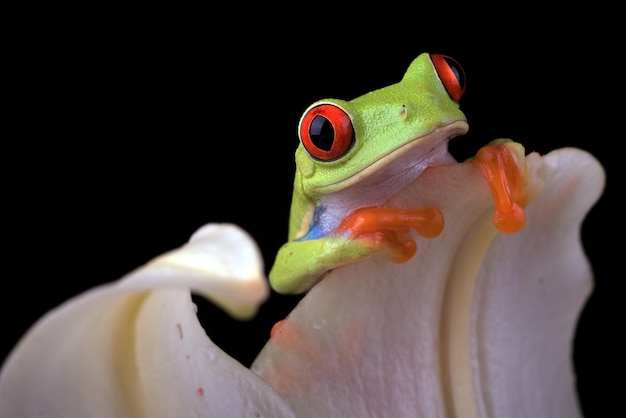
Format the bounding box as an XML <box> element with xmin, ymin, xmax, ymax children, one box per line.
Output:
<box><xmin>197</xmin><ymin>387</ymin><xmax>204</xmax><ymax>396</ymax></box>
<box><xmin>270</xmin><ymin>319</ymin><xmax>287</xmax><ymax>339</ymax></box>
<box><xmin>270</xmin><ymin>319</ymin><xmax>303</xmax><ymax>349</ymax></box>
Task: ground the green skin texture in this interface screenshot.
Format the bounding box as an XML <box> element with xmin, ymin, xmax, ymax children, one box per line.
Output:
<box><xmin>269</xmin><ymin>53</ymin><xmax>468</xmax><ymax>294</ymax></box>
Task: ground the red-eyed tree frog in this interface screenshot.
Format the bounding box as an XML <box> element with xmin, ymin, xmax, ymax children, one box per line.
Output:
<box><xmin>269</xmin><ymin>53</ymin><xmax>529</xmax><ymax>294</ymax></box>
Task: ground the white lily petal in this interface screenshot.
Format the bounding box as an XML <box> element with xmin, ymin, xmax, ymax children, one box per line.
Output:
<box><xmin>0</xmin><ymin>147</ymin><xmax>603</xmax><ymax>418</ymax></box>
<box><xmin>126</xmin><ymin>223</ymin><xmax>270</xmax><ymax>320</ymax></box>
<box><xmin>470</xmin><ymin>148</ymin><xmax>604</xmax><ymax>418</ymax></box>
<box><xmin>251</xmin><ymin>148</ymin><xmax>603</xmax><ymax>418</ymax></box>
<box><xmin>0</xmin><ymin>223</ymin><xmax>294</xmax><ymax>418</ymax></box>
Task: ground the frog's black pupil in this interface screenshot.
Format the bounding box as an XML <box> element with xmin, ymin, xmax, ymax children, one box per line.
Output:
<box><xmin>309</xmin><ymin>115</ymin><xmax>334</xmax><ymax>151</ymax></box>
<box><xmin>443</xmin><ymin>57</ymin><xmax>466</xmax><ymax>89</ymax></box>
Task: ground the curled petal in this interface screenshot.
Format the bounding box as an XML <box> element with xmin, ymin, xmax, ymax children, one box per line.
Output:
<box><xmin>0</xmin><ymin>224</ymin><xmax>294</xmax><ymax>418</ymax></box>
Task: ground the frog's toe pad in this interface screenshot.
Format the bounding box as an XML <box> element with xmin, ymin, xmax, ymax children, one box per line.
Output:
<box><xmin>494</xmin><ymin>202</ymin><xmax>526</xmax><ymax>234</ymax></box>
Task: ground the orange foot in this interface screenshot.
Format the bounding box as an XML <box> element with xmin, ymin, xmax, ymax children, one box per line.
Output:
<box><xmin>336</xmin><ymin>206</ymin><xmax>444</xmax><ymax>263</ymax></box>
<box><xmin>472</xmin><ymin>140</ymin><xmax>529</xmax><ymax>234</ymax></box>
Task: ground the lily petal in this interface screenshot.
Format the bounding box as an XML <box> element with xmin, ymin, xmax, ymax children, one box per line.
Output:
<box><xmin>0</xmin><ymin>148</ymin><xmax>603</xmax><ymax>418</ymax></box>
<box><xmin>469</xmin><ymin>148</ymin><xmax>602</xmax><ymax>418</ymax></box>
<box><xmin>251</xmin><ymin>148</ymin><xmax>604</xmax><ymax>418</ymax></box>
<box><xmin>0</xmin><ymin>224</ymin><xmax>294</xmax><ymax>418</ymax></box>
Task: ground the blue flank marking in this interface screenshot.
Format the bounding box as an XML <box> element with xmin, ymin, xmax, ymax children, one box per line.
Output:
<box><xmin>299</xmin><ymin>205</ymin><xmax>327</xmax><ymax>241</ymax></box>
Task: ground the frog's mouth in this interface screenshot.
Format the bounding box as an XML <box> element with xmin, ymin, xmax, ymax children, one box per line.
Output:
<box><xmin>317</xmin><ymin>120</ymin><xmax>469</xmax><ymax>200</ymax></box>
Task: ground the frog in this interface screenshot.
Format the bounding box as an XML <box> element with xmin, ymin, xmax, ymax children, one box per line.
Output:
<box><xmin>269</xmin><ymin>52</ymin><xmax>529</xmax><ymax>295</ymax></box>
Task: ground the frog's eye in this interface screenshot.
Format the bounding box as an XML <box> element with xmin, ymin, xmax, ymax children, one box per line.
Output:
<box><xmin>299</xmin><ymin>104</ymin><xmax>354</xmax><ymax>161</ymax></box>
<box><xmin>431</xmin><ymin>54</ymin><xmax>466</xmax><ymax>102</ymax></box>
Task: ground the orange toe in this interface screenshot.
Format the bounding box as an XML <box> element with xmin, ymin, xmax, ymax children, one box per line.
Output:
<box><xmin>473</xmin><ymin>141</ymin><xmax>528</xmax><ymax>234</ymax></box>
<box><xmin>336</xmin><ymin>206</ymin><xmax>444</xmax><ymax>263</ymax></box>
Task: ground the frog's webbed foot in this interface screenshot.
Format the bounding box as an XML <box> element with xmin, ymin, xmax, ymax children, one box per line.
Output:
<box><xmin>336</xmin><ymin>206</ymin><xmax>444</xmax><ymax>263</ymax></box>
<box><xmin>269</xmin><ymin>207</ymin><xmax>443</xmax><ymax>294</ymax></box>
<box><xmin>472</xmin><ymin>139</ymin><xmax>529</xmax><ymax>234</ymax></box>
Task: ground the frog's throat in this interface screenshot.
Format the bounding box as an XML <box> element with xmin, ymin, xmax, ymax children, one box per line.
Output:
<box><xmin>312</xmin><ymin>120</ymin><xmax>469</xmax><ymax>195</ymax></box>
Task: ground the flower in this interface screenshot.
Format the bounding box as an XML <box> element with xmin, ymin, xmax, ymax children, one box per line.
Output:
<box><xmin>0</xmin><ymin>147</ymin><xmax>604</xmax><ymax>418</ymax></box>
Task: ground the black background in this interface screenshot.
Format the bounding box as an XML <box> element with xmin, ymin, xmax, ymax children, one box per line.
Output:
<box><xmin>3</xmin><ymin>10</ymin><xmax>620</xmax><ymax>418</ymax></box>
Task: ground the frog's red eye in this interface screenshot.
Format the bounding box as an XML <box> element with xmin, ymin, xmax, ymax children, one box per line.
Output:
<box><xmin>431</xmin><ymin>54</ymin><xmax>466</xmax><ymax>102</ymax></box>
<box><xmin>299</xmin><ymin>104</ymin><xmax>354</xmax><ymax>161</ymax></box>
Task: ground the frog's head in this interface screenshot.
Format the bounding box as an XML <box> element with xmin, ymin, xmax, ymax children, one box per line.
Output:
<box><xmin>295</xmin><ymin>53</ymin><xmax>469</xmax><ymax>201</ymax></box>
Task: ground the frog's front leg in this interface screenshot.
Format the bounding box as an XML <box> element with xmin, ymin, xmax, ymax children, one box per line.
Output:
<box><xmin>336</xmin><ymin>207</ymin><xmax>444</xmax><ymax>261</ymax></box>
<box><xmin>472</xmin><ymin>139</ymin><xmax>529</xmax><ymax>234</ymax></box>
<box><xmin>269</xmin><ymin>207</ymin><xmax>444</xmax><ymax>294</ymax></box>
